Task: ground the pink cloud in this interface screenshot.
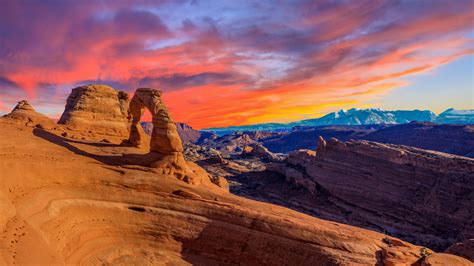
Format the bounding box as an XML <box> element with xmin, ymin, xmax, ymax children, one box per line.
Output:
<box><xmin>0</xmin><ymin>0</ymin><xmax>472</xmax><ymax>128</ymax></box>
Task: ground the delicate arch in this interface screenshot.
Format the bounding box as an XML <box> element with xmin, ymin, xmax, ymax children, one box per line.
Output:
<box><xmin>128</xmin><ymin>88</ymin><xmax>183</xmax><ymax>154</ymax></box>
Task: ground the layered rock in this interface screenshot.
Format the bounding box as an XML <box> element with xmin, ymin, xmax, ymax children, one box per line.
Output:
<box><xmin>1</xmin><ymin>100</ymin><xmax>56</xmax><ymax>129</ymax></box>
<box><xmin>271</xmin><ymin>137</ymin><xmax>474</xmax><ymax>251</ymax></box>
<box><xmin>58</xmin><ymin>84</ymin><xmax>130</xmax><ymax>139</ymax></box>
<box><xmin>363</xmin><ymin>122</ymin><xmax>474</xmax><ymax>158</ymax></box>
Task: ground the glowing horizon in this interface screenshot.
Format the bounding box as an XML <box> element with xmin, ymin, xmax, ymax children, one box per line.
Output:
<box><xmin>0</xmin><ymin>1</ymin><xmax>472</xmax><ymax>129</ymax></box>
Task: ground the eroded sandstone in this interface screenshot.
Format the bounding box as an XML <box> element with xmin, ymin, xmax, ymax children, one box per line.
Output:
<box><xmin>1</xmin><ymin>122</ymin><xmax>466</xmax><ymax>265</ymax></box>
<box><xmin>58</xmin><ymin>84</ymin><xmax>131</xmax><ymax>140</ymax></box>
<box><xmin>127</xmin><ymin>88</ymin><xmax>217</xmax><ymax>186</ymax></box>
<box><xmin>271</xmin><ymin>136</ymin><xmax>474</xmax><ymax>251</ymax></box>
<box><xmin>1</xmin><ymin>100</ymin><xmax>56</xmax><ymax>129</ymax></box>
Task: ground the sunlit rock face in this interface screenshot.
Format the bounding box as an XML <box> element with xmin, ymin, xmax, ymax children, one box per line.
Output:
<box><xmin>272</xmin><ymin>136</ymin><xmax>474</xmax><ymax>251</ymax></box>
<box><xmin>127</xmin><ymin>87</ymin><xmax>217</xmax><ymax>186</ymax></box>
<box><xmin>1</xmin><ymin>100</ymin><xmax>56</xmax><ymax>129</ymax></box>
<box><xmin>58</xmin><ymin>84</ymin><xmax>131</xmax><ymax>138</ymax></box>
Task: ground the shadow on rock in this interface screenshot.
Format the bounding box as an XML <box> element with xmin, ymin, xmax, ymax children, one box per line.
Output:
<box><xmin>33</xmin><ymin>128</ymin><xmax>162</xmax><ymax>167</ymax></box>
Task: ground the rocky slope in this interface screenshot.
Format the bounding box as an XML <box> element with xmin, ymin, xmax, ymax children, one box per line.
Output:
<box><xmin>261</xmin><ymin>125</ymin><xmax>384</xmax><ymax>153</ymax></box>
<box><xmin>2</xmin><ymin>117</ymin><xmax>463</xmax><ymax>265</ymax></box>
<box><xmin>269</xmin><ymin>137</ymin><xmax>474</xmax><ymax>252</ymax></box>
<box><xmin>363</xmin><ymin>122</ymin><xmax>474</xmax><ymax>157</ymax></box>
<box><xmin>1</xmin><ymin>100</ymin><xmax>56</xmax><ymax>129</ymax></box>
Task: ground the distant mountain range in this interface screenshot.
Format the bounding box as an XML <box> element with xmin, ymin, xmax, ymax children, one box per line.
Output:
<box><xmin>261</xmin><ymin>122</ymin><xmax>474</xmax><ymax>157</ymax></box>
<box><xmin>205</xmin><ymin>108</ymin><xmax>474</xmax><ymax>135</ymax></box>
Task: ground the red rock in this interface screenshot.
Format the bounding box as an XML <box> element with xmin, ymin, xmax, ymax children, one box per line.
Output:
<box><xmin>421</xmin><ymin>253</ymin><xmax>472</xmax><ymax>265</ymax></box>
<box><xmin>58</xmin><ymin>84</ymin><xmax>131</xmax><ymax>139</ymax></box>
<box><xmin>1</xmin><ymin>100</ymin><xmax>56</xmax><ymax>129</ymax></box>
<box><xmin>273</xmin><ymin>136</ymin><xmax>474</xmax><ymax>251</ymax></box>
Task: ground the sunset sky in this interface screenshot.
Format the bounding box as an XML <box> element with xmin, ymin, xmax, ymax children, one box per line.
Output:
<box><xmin>0</xmin><ymin>0</ymin><xmax>472</xmax><ymax>129</ymax></box>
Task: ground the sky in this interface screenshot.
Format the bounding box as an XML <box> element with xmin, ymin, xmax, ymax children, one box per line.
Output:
<box><xmin>0</xmin><ymin>0</ymin><xmax>472</xmax><ymax>129</ymax></box>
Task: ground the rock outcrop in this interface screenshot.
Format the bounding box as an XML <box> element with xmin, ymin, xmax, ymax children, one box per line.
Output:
<box><xmin>241</xmin><ymin>143</ymin><xmax>282</xmax><ymax>161</ymax></box>
<box><xmin>198</xmin><ymin>131</ymin><xmax>258</xmax><ymax>156</ymax></box>
<box><xmin>127</xmin><ymin>88</ymin><xmax>214</xmax><ymax>186</ymax></box>
<box><xmin>141</xmin><ymin>121</ymin><xmax>216</xmax><ymax>144</ymax></box>
<box><xmin>58</xmin><ymin>84</ymin><xmax>130</xmax><ymax>140</ymax></box>
<box><xmin>1</xmin><ymin>100</ymin><xmax>56</xmax><ymax>129</ymax></box>
<box><xmin>271</xmin><ymin>137</ymin><xmax>474</xmax><ymax>251</ymax></box>
<box><xmin>363</xmin><ymin>122</ymin><xmax>474</xmax><ymax>158</ymax></box>
<box><xmin>446</xmin><ymin>239</ymin><xmax>474</xmax><ymax>262</ymax></box>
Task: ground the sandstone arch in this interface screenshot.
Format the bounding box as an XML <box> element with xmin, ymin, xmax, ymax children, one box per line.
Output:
<box><xmin>129</xmin><ymin>88</ymin><xmax>183</xmax><ymax>153</ymax></box>
<box><xmin>128</xmin><ymin>88</ymin><xmax>206</xmax><ymax>185</ymax></box>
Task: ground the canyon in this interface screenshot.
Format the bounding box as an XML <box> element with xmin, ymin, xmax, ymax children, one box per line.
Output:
<box><xmin>0</xmin><ymin>84</ymin><xmax>472</xmax><ymax>265</ymax></box>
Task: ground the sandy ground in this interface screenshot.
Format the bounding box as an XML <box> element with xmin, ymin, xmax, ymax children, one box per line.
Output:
<box><xmin>0</xmin><ymin>121</ymin><xmax>469</xmax><ymax>265</ymax></box>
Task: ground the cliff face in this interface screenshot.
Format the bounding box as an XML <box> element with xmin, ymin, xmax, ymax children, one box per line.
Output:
<box><xmin>58</xmin><ymin>84</ymin><xmax>131</xmax><ymax>138</ymax></box>
<box><xmin>362</xmin><ymin>122</ymin><xmax>474</xmax><ymax>158</ymax></box>
<box><xmin>272</xmin><ymin>137</ymin><xmax>474</xmax><ymax>251</ymax></box>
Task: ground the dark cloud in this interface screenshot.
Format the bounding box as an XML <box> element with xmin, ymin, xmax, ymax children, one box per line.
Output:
<box><xmin>0</xmin><ymin>76</ymin><xmax>19</xmax><ymax>88</ymax></box>
<box><xmin>137</xmin><ymin>72</ymin><xmax>253</xmax><ymax>91</ymax></box>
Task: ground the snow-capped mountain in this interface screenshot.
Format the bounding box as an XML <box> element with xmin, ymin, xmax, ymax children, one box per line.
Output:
<box><xmin>204</xmin><ymin>108</ymin><xmax>472</xmax><ymax>134</ymax></box>
<box><xmin>435</xmin><ymin>108</ymin><xmax>474</xmax><ymax>124</ymax></box>
<box><xmin>294</xmin><ymin>108</ymin><xmax>436</xmax><ymax>126</ymax></box>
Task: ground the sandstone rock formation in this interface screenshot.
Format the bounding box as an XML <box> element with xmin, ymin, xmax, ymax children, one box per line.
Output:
<box><xmin>128</xmin><ymin>88</ymin><xmax>182</xmax><ymax>152</ymax></box>
<box><xmin>363</xmin><ymin>122</ymin><xmax>474</xmax><ymax>158</ymax></box>
<box><xmin>58</xmin><ymin>84</ymin><xmax>131</xmax><ymax>140</ymax></box>
<box><xmin>0</xmin><ymin>121</ymin><xmax>467</xmax><ymax>265</ymax></box>
<box><xmin>127</xmin><ymin>88</ymin><xmax>214</xmax><ymax>186</ymax></box>
<box><xmin>198</xmin><ymin>131</ymin><xmax>258</xmax><ymax>156</ymax></box>
<box><xmin>1</xmin><ymin>100</ymin><xmax>56</xmax><ymax>129</ymax></box>
<box><xmin>141</xmin><ymin>122</ymin><xmax>217</xmax><ymax>144</ymax></box>
<box><xmin>270</xmin><ymin>137</ymin><xmax>474</xmax><ymax>251</ymax></box>
<box><xmin>241</xmin><ymin>143</ymin><xmax>282</xmax><ymax>161</ymax></box>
